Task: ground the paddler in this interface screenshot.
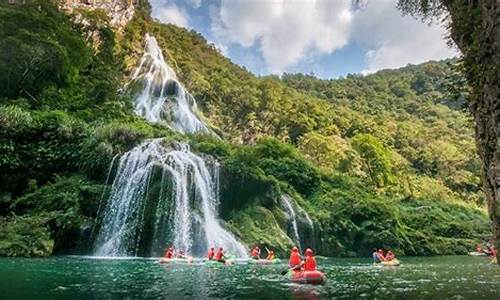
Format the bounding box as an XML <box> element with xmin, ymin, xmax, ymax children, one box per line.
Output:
<box><xmin>215</xmin><ymin>247</ymin><xmax>226</xmax><ymax>263</ymax></box>
<box><xmin>289</xmin><ymin>246</ymin><xmax>302</xmax><ymax>270</ymax></box>
<box><xmin>207</xmin><ymin>247</ymin><xmax>215</xmax><ymax>260</ymax></box>
<box><xmin>385</xmin><ymin>250</ymin><xmax>395</xmax><ymax>261</ymax></box>
<box><xmin>163</xmin><ymin>246</ymin><xmax>174</xmax><ymax>259</ymax></box>
<box><xmin>377</xmin><ymin>249</ymin><xmax>386</xmax><ymax>261</ymax></box>
<box><xmin>266</xmin><ymin>249</ymin><xmax>275</xmax><ymax>261</ymax></box>
<box><xmin>176</xmin><ymin>250</ymin><xmax>187</xmax><ymax>259</ymax></box>
<box><xmin>251</xmin><ymin>246</ymin><xmax>261</xmax><ymax>260</ymax></box>
<box><xmin>303</xmin><ymin>248</ymin><xmax>317</xmax><ymax>271</ymax></box>
<box><xmin>372</xmin><ymin>248</ymin><xmax>381</xmax><ymax>263</ymax></box>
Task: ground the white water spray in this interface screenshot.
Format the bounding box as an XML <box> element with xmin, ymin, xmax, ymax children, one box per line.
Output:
<box><xmin>129</xmin><ymin>34</ymin><xmax>209</xmax><ymax>134</ymax></box>
<box><xmin>281</xmin><ymin>194</ymin><xmax>301</xmax><ymax>247</ymax></box>
<box><xmin>94</xmin><ymin>33</ymin><xmax>247</xmax><ymax>257</ymax></box>
<box><xmin>94</xmin><ymin>139</ymin><xmax>247</xmax><ymax>257</ymax></box>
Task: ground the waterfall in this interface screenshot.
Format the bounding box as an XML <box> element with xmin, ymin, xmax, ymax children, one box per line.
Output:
<box><xmin>94</xmin><ymin>139</ymin><xmax>247</xmax><ymax>257</ymax></box>
<box><xmin>280</xmin><ymin>194</ymin><xmax>314</xmax><ymax>250</ymax></box>
<box><xmin>94</xmin><ymin>33</ymin><xmax>247</xmax><ymax>257</ymax></box>
<box><xmin>281</xmin><ymin>194</ymin><xmax>301</xmax><ymax>247</ymax></box>
<box><xmin>128</xmin><ymin>33</ymin><xmax>209</xmax><ymax>134</ymax></box>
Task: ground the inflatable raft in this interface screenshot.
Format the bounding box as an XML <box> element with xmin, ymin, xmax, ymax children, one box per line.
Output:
<box><xmin>468</xmin><ymin>251</ymin><xmax>488</xmax><ymax>257</ymax></box>
<box><xmin>286</xmin><ymin>270</ymin><xmax>326</xmax><ymax>285</ymax></box>
<box><xmin>247</xmin><ymin>258</ymin><xmax>280</xmax><ymax>265</ymax></box>
<box><xmin>159</xmin><ymin>257</ymin><xmax>194</xmax><ymax>264</ymax></box>
<box><xmin>375</xmin><ymin>258</ymin><xmax>401</xmax><ymax>267</ymax></box>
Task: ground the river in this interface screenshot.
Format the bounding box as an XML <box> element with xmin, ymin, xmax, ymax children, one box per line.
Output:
<box><xmin>0</xmin><ymin>256</ymin><xmax>498</xmax><ymax>299</ymax></box>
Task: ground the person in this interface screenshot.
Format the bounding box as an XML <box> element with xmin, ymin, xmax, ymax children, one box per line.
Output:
<box><xmin>215</xmin><ymin>247</ymin><xmax>225</xmax><ymax>263</ymax></box>
<box><xmin>266</xmin><ymin>249</ymin><xmax>275</xmax><ymax>260</ymax></box>
<box><xmin>489</xmin><ymin>245</ymin><xmax>497</xmax><ymax>257</ymax></box>
<box><xmin>303</xmin><ymin>248</ymin><xmax>317</xmax><ymax>271</ymax></box>
<box><xmin>377</xmin><ymin>249</ymin><xmax>386</xmax><ymax>261</ymax></box>
<box><xmin>289</xmin><ymin>246</ymin><xmax>302</xmax><ymax>270</ymax></box>
<box><xmin>207</xmin><ymin>247</ymin><xmax>215</xmax><ymax>260</ymax></box>
<box><xmin>251</xmin><ymin>246</ymin><xmax>261</xmax><ymax>260</ymax></box>
<box><xmin>385</xmin><ymin>250</ymin><xmax>395</xmax><ymax>261</ymax></box>
<box><xmin>476</xmin><ymin>243</ymin><xmax>484</xmax><ymax>253</ymax></box>
<box><xmin>176</xmin><ymin>250</ymin><xmax>187</xmax><ymax>259</ymax></box>
<box><xmin>372</xmin><ymin>248</ymin><xmax>382</xmax><ymax>263</ymax></box>
<box><xmin>163</xmin><ymin>246</ymin><xmax>174</xmax><ymax>259</ymax></box>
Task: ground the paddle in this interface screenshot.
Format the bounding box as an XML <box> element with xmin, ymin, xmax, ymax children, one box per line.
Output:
<box><xmin>281</xmin><ymin>263</ymin><xmax>302</xmax><ymax>276</ymax></box>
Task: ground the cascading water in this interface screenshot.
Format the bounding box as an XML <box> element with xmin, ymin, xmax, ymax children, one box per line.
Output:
<box><xmin>281</xmin><ymin>195</ymin><xmax>301</xmax><ymax>247</ymax></box>
<box><xmin>280</xmin><ymin>194</ymin><xmax>315</xmax><ymax>250</ymax></box>
<box><xmin>93</xmin><ymin>34</ymin><xmax>247</xmax><ymax>257</ymax></box>
<box><xmin>128</xmin><ymin>33</ymin><xmax>209</xmax><ymax>134</ymax></box>
<box><xmin>94</xmin><ymin>139</ymin><xmax>247</xmax><ymax>257</ymax></box>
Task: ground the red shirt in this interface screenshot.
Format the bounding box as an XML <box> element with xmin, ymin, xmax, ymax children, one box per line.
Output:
<box><xmin>304</xmin><ymin>256</ymin><xmax>316</xmax><ymax>271</ymax></box>
<box><xmin>289</xmin><ymin>252</ymin><xmax>301</xmax><ymax>266</ymax></box>
<box><xmin>215</xmin><ymin>250</ymin><xmax>224</xmax><ymax>261</ymax></box>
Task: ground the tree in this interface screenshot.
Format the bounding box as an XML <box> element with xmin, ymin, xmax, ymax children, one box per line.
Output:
<box><xmin>352</xmin><ymin>134</ymin><xmax>393</xmax><ymax>188</ymax></box>
<box><xmin>396</xmin><ymin>0</ymin><xmax>500</xmax><ymax>263</ymax></box>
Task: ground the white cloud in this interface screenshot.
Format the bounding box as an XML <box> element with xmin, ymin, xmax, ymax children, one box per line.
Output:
<box><xmin>150</xmin><ymin>1</ymin><xmax>189</xmax><ymax>28</ymax></box>
<box><xmin>210</xmin><ymin>0</ymin><xmax>353</xmax><ymax>73</ymax></box>
<box><xmin>352</xmin><ymin>0</ymin><xmax>458</xmax><ymax>73</ymax></box>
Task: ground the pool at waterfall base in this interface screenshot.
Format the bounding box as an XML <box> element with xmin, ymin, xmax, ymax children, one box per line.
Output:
<box><xmin>0</xmin><ymin>256</ymin><xmax>499</xmax><ymax>299</ymax></box>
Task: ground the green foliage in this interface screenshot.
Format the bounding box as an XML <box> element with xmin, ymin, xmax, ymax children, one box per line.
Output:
<box><xmin>0</xmin><ymin>3</ymin><xmax>490</xmax><ymax>258</ymax></box>
<box><xmin>0</xmin><ymin>2</ymin><xmax>89</xmax><ymax>100</ymax></box>
<box><xmin>352</xmin><ymin>134</ymin><xmax>393</xmax><ymax>187</ymax></box>
<box><xmin>0</xmin><ymin>214</ymin><xmax>54</xmax><ymax>257</ymax></box>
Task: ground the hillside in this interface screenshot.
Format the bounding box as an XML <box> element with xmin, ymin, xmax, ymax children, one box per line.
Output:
<box><xmin>0</xmin><ymin>1</ymin><xmax>490</xmax><ymax>257</ymax></box>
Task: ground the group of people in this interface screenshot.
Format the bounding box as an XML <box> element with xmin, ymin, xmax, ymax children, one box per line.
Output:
<box><xmin>475</xmin><ymin>242</ymin><xmax>497</xmax><ymax>257</ymax></box>
<box><xmin>288</xmin><ymin>246</ymin><xmax>317</xmax><ymax>271</ymax></box>
<box><xmin>206</xmin><ymin>247</ymin><xmax>227</xmax><ymax>263</ymax></box>
<box><xmin>250</xmin><ymin>246</ymin><xmax>275</xmax><ymax>260</ymax></box>
<box><xmin>372</xmin><ymin>248</ymin><xmax>396</xmax><ymax>263</ymax></box>
<box><xmin>163</xmin><ymin>246</ymin><xmax>188</xmax><ymax>259</ymax></box>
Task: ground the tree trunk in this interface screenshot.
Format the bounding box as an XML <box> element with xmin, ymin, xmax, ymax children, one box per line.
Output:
<box><xmin>448</xmin><ymin>0</ymin><xmax>500</xmax><ymax>264</ymax></box>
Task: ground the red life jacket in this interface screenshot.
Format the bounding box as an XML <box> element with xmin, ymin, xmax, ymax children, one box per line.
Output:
<box><xmin>165</xmin><ymin>250</ymin><xmax>173</xmax><ymax>259</ymax></box>
<box><xmin>215</xmin><ymin>250</ymin><xmax>224</xmax><ymax>261</ymax></box>
<box><xmin>251</xmin><ymin>248</ymin><xmax>260</xmax><ymax>258</ymax></box>
<box><xmin>304</xmin><ymin>256</ymin><xmax>316</xmax><ymax>271</ymax></box>
<box><xmin>289</xmin><ymin>252</ymin><xmax>301</xmax><ymax>266</ymax></box>
<box><xmin>207</xmin><ymin>249</ymin><xmax>214</xmax><ymax>259</ymax></box>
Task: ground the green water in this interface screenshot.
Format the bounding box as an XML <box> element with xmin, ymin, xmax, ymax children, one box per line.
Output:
<box><xmin>0</xmin><ymin>256</ymin><xmax>498</xmax><ymax>299</ymax></box>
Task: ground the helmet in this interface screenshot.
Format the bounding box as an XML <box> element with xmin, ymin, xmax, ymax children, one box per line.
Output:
<box><xmin>219</xmin><ymin>247</ymin><xmax>223</xmax><ymax>251</ymax></box>
<box><xmin>211</xmin><ymin>247</ymin><xmax>214</xmax><ymax>250</ymax></box>
<box><xmin>292</xmin><ymin>246</ymin><xmax>298</xmax><ymax>252</ymax></box>
<box><xmin>305</xmin><ymin>248</ymin><xmax>313</xmax><ymax>256</ymax></box>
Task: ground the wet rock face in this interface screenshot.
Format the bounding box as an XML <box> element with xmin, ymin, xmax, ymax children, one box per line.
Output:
<box><xmin>61</xmin><ymin>0</ymin><xmax>138</xmax><ymax>29</ymax></box>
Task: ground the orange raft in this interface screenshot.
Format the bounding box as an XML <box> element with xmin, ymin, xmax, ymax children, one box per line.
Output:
<box><xmin>287</xmin><ymin>270</ymin><xmax>326</xmax><ymax>285</ymax></box>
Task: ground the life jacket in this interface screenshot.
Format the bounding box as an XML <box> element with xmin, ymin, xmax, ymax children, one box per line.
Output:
<box><xmin>266</xmin><ymin>253</ymin><xmax>275</xmax><ymax>260</ymax></box>
<box><xmin>207</xmin><ymin>249</ymin><xmax>214</xmax><ymax>260</ymax></box>
<box><xmin>304</xmin><ymin>256</ymin><xmax>316</xmax><ymax>271</ymax></box>
<box><xmin>215</xmin><ymin>250</ymin><xmax>224</xmax><ymax>261</ymax></box>
<box><xmin>251</xmin><ymin>248</ymin><xmax>260</xmax><ymax>258</ymax></box>
<box><xmin>289</xmin><ymin>252</ymin><xmax>301</xmax><ymax>267</ymax></box>
<box><xmin>165</xmin><ymin>250</ymin><xmax>173</xmax><ymax>259</ymax></box>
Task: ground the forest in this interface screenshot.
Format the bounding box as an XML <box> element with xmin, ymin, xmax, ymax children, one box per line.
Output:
<box><xmin>0</xmin><ymin>1</ymin><xmax>491</xmax><ymax>258</ymax></box>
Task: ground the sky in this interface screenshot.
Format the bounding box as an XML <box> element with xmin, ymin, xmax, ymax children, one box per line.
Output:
<box><xmin>148</xmin><ymin>0</ymin><xmax>458</xmax><ymax>79</ymax></box>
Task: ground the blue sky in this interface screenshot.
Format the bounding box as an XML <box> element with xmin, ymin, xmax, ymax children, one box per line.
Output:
<box><xmin>149</xmin><ymin>0</ymin><xmax>458</xmax><ymax>79</ymax></box>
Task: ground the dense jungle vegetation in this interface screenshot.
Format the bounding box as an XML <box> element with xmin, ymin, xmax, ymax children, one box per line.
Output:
<box><xmin>0</xmin><ymin>1</ymin><xmax>490</xmax><ymax>257</ymax></box>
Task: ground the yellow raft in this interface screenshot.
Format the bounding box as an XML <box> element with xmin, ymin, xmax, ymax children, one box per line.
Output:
<box><xmin>376</xmin><ymin>258</ymin><xmax>401</xmax><ymax>267</ymax></box>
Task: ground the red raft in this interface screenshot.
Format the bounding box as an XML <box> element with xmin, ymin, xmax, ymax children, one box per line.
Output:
<box><xmin>287</xmin><ymin>270</ymin><xmax>326</xmax><ymax>285</ymax></box>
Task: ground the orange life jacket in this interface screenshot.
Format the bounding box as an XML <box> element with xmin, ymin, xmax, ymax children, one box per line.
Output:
<box><xmin>207</xmin><ymin>249</ymin><xmax>214</xmax><ymax>260</ymax></box>
<box><xmin>304</xmin><ymin>256</ymin><xmax>316</xmax><ymax>271</ymax></box>
<box><xmin>215</xmin><ymin>250</ymin><xmax>224</xmax><ymax>261</ymax></box>
<box><xmin>289</xmin><ymin>252</ymin><xmax>301</xmax><ymax>266</ymax></box>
